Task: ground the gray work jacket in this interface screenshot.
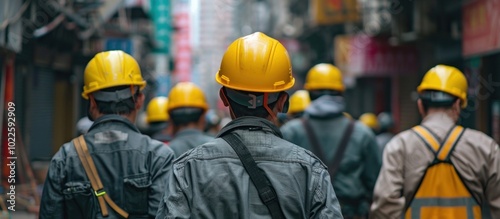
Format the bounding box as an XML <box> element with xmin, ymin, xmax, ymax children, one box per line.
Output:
<box><xmin>40</xmin><ymin>115</ymin><xmax>176</xmax><ymax>219</ymax></box>
<box><xmin>168</xmin><ymin>128</ymin><xmax>213</xmax><ymax>157</ymax></box>
<box><xmin>281</xmin><ymin>115</ymin><xmax>381</xmax><ymax>217</ymax></box>
<box><xmin>156</xmin><ymin>116</ymin><xmax>343</xmax><ymax>219</ymax></box>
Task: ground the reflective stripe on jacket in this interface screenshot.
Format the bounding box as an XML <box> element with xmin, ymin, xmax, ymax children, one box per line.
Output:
<box><xmin>370</xmin><ymin>112</ymin><xmax>500</xmax><ymax>219</ymax></box>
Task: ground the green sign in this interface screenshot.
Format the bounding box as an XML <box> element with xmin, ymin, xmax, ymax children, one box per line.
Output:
<box><xmin>150</xmin><ymin>0</ymin><xmax>172</xmax><ymax>54</ymax></box>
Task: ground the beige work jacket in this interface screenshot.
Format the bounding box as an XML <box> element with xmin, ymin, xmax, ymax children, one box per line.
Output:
<box><xmin>370</xmin><ymin>112</ymin><xmax>500</xmax><ymax>219</ymax></box>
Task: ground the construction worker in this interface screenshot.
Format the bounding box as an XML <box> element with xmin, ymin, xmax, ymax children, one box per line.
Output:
<box><xmin>166</xmin><ymin>82</ymin><xmax>213</xmax><ymax>157</ymax></box>
<box><xmin>288</xmin><ymin>89</ymin><xmax>311</xmax><ymax>119</ymax></box>
<box><xmin>359</xmin><ymin>113</ymin><xmax>380</xmax><ymax>134</ymax></box>
<box><xmin>146</xmin><ymin>96</ymin><xmax>173</xmax><ymax>143</ymax></box>
<box><xmin>375</xmin><ymin>112</ymin><xmax>394</xmax><ymax>152</ymax></box>
<box><xmin>40</xmin><ymin>51</ymin><xmax>175</xmax><ymax>219</ymax></box>
<box><xmin>281</xmin><ymin>63</ymin><xmax>381</xmax><ymax>219</ymax></box>
<box><xmin>157</xmin><ymin>32</ymin><xmax>343</xmax><ymax>218</ymax></box>
<box><xmin>370</xmin><ymin>65</ymin><xmax>500</xmax><ymax>218</ymax></box>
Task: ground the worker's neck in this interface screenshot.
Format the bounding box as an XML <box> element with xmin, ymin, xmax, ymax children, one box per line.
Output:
<box><xmin>93</xmin><ymin>112</ymin><xmax>137</xmax><ymax>124</ymax></box>
<box><xmin>174</xmin><ymin>122</ymin><xmax>202</xmax><ymax>134</ymax></box>
<box><xmin>425</xmin><ymin>108</ymin><xmax>459</xmax><ymax>123</ymax></box>
<box><xmin>123</xmin><ymin>113</ymin><xmax>137</xmax><ymax>124</ymax></box>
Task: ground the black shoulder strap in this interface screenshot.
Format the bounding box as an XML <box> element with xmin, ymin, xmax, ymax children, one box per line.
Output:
<box><xmin>221</xmin><ymin>133</ymin><xmax>285</xmax><ymax>219</ymax></box>
<box><xmin>302</xmin><ymin>118</ymin><xmax>355</xmax><ymax>178</ymax></box>
<box><xmin>301</xmin><ymin>118</ymin><xmax>326</xmax><ymax>161</ymax></box>
<box><xmin>330</xmin><ymin>120</ymin><xmax>355</xmax><ymax>176</ymax></box>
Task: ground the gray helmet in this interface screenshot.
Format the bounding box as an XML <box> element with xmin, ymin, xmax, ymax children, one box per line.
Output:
<box><xmin>377</xmin><ymin>112</ymin><xmax>393</xmax><ymax>131</ymax></box>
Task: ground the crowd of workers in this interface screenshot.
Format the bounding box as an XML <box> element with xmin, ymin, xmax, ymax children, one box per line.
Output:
<box><xmin>37</xmin><ymin>32</ymin><xmax>499</xmax><ymax>219</ymax></box>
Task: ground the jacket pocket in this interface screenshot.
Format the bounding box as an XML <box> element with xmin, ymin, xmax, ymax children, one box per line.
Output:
<box><xmin>123</xmin><ymin>173</ymin><xmax>152</xmax><ymax>218</ymax></box>
<box><xmin>63</xmin><ymin>181</ymin><xmax>97</xmax><ymax>219</ymax></box>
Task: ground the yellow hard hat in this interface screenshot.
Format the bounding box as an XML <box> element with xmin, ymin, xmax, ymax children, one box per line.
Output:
<box><xmin>168</xmin><ymin>82</ymin><xmax>208</xmax><ymax>111</ymax></box>
<box><xmin>82</xmin><ymin>50</ymin><xmax>146</xmax><ymax>99</ymax></box>
<box><xmin>215</xmin><ymin>32</ymin><xmax>295</xmax><ymax>92</ymax></box>
<box><xmin>146</xmin><ymin>97</ymin><xmax>169</xmax><ymax>123</ymax></box>
<box><xmin>288</xmin><ymin>90</ymin><xmax>311</xmax><ymax>114</ymax></box>
<box><xmin>304</xmin><ymin>63</ymin><xmax>345</xmax><ymax>92</ymax></box>
<box><xmin>417</xmin><ymin>65</ymin><xmax>468</xmax><ymax>108</ymax></box>
<box><xmin>359</xmin><ymin>113</ymin><xmax>379</xmax><ymax>130</ymax></box>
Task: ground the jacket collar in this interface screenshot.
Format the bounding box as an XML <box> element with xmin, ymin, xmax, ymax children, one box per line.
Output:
<box><xmin>175</xmin><ymin>128</ymin><xmax>205</xmax><ymax>137</ymax></box>
<box><xmin>216</xmin><ymin>116</ymin><xmax>283</xmax><ymax>138</ymax></box>
<box><xmin>421</xmin><ymin>112</ymin><xmax>456</xmax><ymax>128</ymax></box>
<box><xmin>88</xmin><ymin>114</ymin><xmax>140</xmax><ymax>133</ymax></box>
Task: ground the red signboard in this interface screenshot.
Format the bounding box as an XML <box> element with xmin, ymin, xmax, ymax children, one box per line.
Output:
<box><xmin>463</xmin><ymin>0</ymin><xmax>500</xmax><ymax>57</ymax></box>
<box><xmin>173</xmin><ymin>2</ymin><xmax>191</xmax><ymax>82</ymax></box>
<box><xmin>1</xmin><ymin>57</ymin><xmax>14</xmax><ymax>186</ymax></box>
<box><xmin>334</xmin><ymin>35</ymin><xmax>419</xmax><ymax>76</ymax></box>
<box><xmin>310</xmin><ymin>0</ymin><xmax>360</xmax><ymax>25</ymax></box>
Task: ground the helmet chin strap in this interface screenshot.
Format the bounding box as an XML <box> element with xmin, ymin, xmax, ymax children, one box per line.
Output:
<box><xmin>221</xmin><ymin>88</ymin><xmax>278</xmax><ymax>121</ymax></box>
<box><xmin>263</xmin><ymin>93</ymin><xmax>277</xmax><ymax>121</ymax></box>
<box><xmin>130</xmin><ymin>85</ymin><xmax>138</xmax><ymax>103</ymax></box>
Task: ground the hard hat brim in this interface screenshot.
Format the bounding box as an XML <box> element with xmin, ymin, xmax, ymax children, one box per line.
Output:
<box><xmin>82</xmin><ymin>81</ymin><xmax>146</xmax><ymax>99</ymax></box>
<box><xmin>215</xmin><ymin>71</ymin><xmax>295</xmax><ymax>93</ymax></box>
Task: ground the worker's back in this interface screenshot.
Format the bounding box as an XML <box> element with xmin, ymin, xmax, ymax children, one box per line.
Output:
<box><xmin>40</xmin><ymin>115</ymin><xmax>175</xmax><ymax>218</ymax></box>
<box><xmin>371</xmin><ymin>112</ymin><xmax>500</xmax><ymax>218</ymax></box>
<box><xmin>281</xmin><ymin>95</ymin><xmax>381</xmax><ymax>217</ymax></box>
<box><xmin>157</xmin><ymin>117</ymin><xmax>342</xmax><ymax>218</ymax></box>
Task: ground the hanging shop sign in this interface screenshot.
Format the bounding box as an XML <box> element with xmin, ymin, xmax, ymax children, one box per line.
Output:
<box><xmin>463</xmin><ymin>0</ymin><xmax>500</xmax><ymax>57</ymax></box>
<box><xmin>334</xmin><ymin>35</ymin><xmax>418</xmax><ymax>76</ymax></box>
<box><xmin>172</xmin><ymin>0</ymin><xmax>191</xmax><ymax>82</ymax></box>
<box><xmin>150</xmin><ymin>0</ymin><xmax>172</xmax><ymax>54</ymax></box>
<box><xmin>310</xmin><ymin>0</ymin><xmax>360</xmax><ymax>26</ymax></box>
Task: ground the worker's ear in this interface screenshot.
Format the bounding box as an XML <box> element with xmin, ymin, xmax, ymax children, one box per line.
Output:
<box><xmin>452</xmin><ymin>99</ymin><xmax>461</xmax><ymax>113</ymax></box>
<box><xmin>87</xmin><ymin>96</ymin><xmax>98</xmax><ymax>121</ymax></box>
<box><xmin>281</xmin><ymin>92</ymin><xmax>289</xmax><ymax>113</ymax></box>
<box><xmin>417</xmin><ymin>99</ymin><xmax>426</xmax><ymax>117</ymax></box>
<box><xmin>275</xmin><ymin>92</ymin><xmax>289</xmax><ymax>113</ymax></box>
<box><xmin>135</xmin><ymin>93</ymin><xmax>145</xmax><ymax>110</ymax></box>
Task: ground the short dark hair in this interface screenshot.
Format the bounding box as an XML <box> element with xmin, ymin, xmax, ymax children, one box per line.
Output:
<box><xmin>169</xmin><ymin>107</ymin><xmax>204</xmax><ymax>126</ymax></box>
<box><xmin>419</xmin><ymin>90</ymin><xmax>458</xmax><ymax>112</ymax></box>
<box><xmin>94</xmin><ymin>86</ymin><xmax>140</xmax><ymax>115</ymax></box>
<box><xmin>421</xmin><ymin>100</ymin><xmax>456</xmax><ymax>112</ymax></box>
<box><xmin>224</xmin><ymin>88</ymin><xmax>281</xmax><ymax>118</ymax></box>
<box><xmin>309</xmin><ymin>89</ymin><xmax>342</xmax><ymax>101</ymax></box>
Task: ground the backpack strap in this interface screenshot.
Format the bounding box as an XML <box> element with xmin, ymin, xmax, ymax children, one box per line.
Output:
<box><xmin>221</xmin><ymin>133</ymin><xmax>286</xmax><ymax>219</ymax></box>
<box><xmin>412</xmin><ymin>125</ymin><xmax>441</xmax><ymax>154</ymax></box>
<box><xmin>436</xmin><ymin>126</ymin><xmax>465</xmax><ymax>161</ymax></box>
<box><xmin>73</xmin><ymin>136</ymin><xmax>129</xmax><ymax>218</ymax></box>
<box><xmin>301</xmin><ymin>118</ymin><xmax>355</xmax><ymax>178</ymax></box>
<box><xmin>412</xmin><ymin>125</ymin><xmax>465</xmax><ymax>161</ymax></box>
<box><xmin>301</xmin><ymin>118</ymin><xmax>326</xmax><ymax>162</ymax></box>
<box><xmin>331</xmin><ymin>120</ymin><xmax>355</xmax><ymax>176</ymax></box>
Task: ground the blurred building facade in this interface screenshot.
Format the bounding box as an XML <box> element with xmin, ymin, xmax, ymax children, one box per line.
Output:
<box><xmin>0</xmin><ymin>0</ymin><xmax>159</xmax><ymax>163</ymax></box>
<box><xmin>234</xmin><ymin>0</ymin><xmax>500</xmax><ymax>139</ymax></box>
